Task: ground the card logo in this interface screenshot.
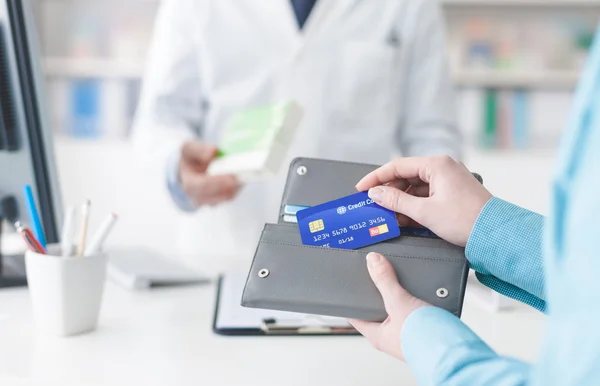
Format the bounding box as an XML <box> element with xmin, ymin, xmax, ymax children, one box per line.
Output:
<box><xmin>336</xmin><ymin>206</ymin><xmax>347</xmax><ymax>215</ymax></box>
<box><xmin>369</xmin><ymin>224</ymin><xmax>389</xmax><ymax>237</ymax></box>
<box><xmin>309</xmin><ymin>219</ymin><xmax>325</xmax><ymax>233</ymax></box>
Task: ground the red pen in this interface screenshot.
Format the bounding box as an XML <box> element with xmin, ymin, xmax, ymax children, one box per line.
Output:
<box><xmin>15</xmin><ymin>222</ymin><xmax>47</xmax><ymax>254</ymax></box>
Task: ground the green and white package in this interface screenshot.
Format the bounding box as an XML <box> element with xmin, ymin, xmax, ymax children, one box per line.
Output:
<box><xmin>207</xmin><ymin>101</ymin><xmax>303</xmax><ymax>181</ymax></box>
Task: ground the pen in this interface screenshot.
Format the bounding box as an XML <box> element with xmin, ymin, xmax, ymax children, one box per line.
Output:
<box><xmin>23</xmin><ymin>185</ymin><xmax>46</xmax><ymax>248</ymax></box>
<box><xmin>76</xmin><ymin>200</ymin><xmax>91</xmax><ymax>257</ymax></box>
<box><xmin>84</xmin><ymin>212</ymin><xmax>118</xmax><ymax>256</ymax></box>
<box><xmin>60</xmin><ymin>206</ymin><xmax>76</xmax><ymax>257</ymax></box>
<box><xmin>15</xmin><ymin>222</ymin><xmax>47</xmax><ymax>254</ymax></box>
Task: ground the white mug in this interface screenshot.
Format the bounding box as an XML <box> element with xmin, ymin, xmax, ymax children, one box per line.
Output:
<box><xmin>25</xmin><ymin>244</ymin><xmax>107</xmax><ymax>336</ymax></box>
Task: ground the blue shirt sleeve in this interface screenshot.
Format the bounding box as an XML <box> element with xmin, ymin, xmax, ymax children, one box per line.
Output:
<box><xmin>402</xmin><ymin>307</ymin><xmax>531</xmax><ymax>386</ymax></box>
<box><xmin>402</xmin><ymin>26</ymin><xmax>600</xmax><ymax>386</ymax></box>
<box><xmin>466</xmin><ymin>197</ymin><xmax>547</xmax><ymax>312</ymax></box>
<box><xmin>401</xmin><ymin>198</ymin><xmax>544</xmax><ymax>385</ymax></box>
<box><xmin>166</xmin><ymin>150</ymin><xmax>197</xmax><ymax>212</ymax></box>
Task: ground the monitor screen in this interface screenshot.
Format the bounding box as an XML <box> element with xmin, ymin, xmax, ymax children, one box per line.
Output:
<box><xmin>0</xmin><ymin>0</ymin><xmax>63</xmax><ymax>286</ymax></box>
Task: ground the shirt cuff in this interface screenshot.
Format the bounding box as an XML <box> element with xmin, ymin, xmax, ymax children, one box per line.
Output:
<box><xmin>466</xmin><ymin>197</ymin><xmax>522</xmax><ymax>268</ymax></box>
<box><xmin>465</xmin><ymin>197</ymin><xmax>547</xmax><ymax>312</ymax></box>
<box><xmin>402</xmin><ymin>306</ymin><xmax>495</xmax><ymax>384</ymax></box>
<box><xmin>474</xmin><ymin>272</ymin><xmax>547</xmax><ymax>313</ymax></box>
<box><xmin>166</xmin><ymin>151</ymin><xmax>197</xmax><ymax>212</ymax></box>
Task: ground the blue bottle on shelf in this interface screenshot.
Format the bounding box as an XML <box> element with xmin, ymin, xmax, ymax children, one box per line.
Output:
<box><xmin>69</xmin><ymin>79</ymin><xmax>100</xmax><ymax>138</ymax></box>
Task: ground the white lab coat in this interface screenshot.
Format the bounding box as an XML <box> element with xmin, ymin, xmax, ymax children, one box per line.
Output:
<box><xmin>131</xmin><ymin>0</ymin><xmax>461</xmax><ymax>262</ymax></box>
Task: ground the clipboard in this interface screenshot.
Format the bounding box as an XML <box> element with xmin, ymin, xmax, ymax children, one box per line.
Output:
<box><xmin>212</xmin><ymin>272</ymin><xmax>358</xmax><ymax>336</ymax></box>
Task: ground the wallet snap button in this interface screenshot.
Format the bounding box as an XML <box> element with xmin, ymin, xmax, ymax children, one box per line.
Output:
<box><xmin>258</xmin><ymin>269</ymin><xmax>270</xmax><ymax>278</ymax></box>
<box><xmin>297</xmin><ymin>166</ymin><xmax>307</xmax><ymax>175</ymax></box>
<box><xmin>436</xmin><ymin>288</ymin><xmax>449</xmax><ymax>298</ymax></box>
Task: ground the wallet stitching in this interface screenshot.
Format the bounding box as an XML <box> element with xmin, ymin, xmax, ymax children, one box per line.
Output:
<box><xmin>262</xmin><ymin>233</ymin><xmax>464</xmax><ymax>252</ymax></box>
<box><xmin>263</xmin><ymin>224</ymin><xmax>465</xmax><ymax>252</ymax></box>
<box><xmin>259</xmin><ymin>231</ymin><xmax>465</xmax><ymax>255</ymax></box>
<box><xmin>455</xmin><ymin>259</ymin><xmax>471</xmax><ymax>316</ymax></box>
<box><xmin>241</xmin><ymin>227</ymin><xmax>274</xmax><ymax>306</ymax></box>
<box><xmin>292</xmin><ymin>157</ymin><xmax>379</xmax><ymax>169</ymax></box>
<box><xmin>259</xmin><ymin>240</ymin><xmax>467</xmax><ymax>264</ymax></box>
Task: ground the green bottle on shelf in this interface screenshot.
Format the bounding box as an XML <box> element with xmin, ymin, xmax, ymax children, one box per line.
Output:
<box><xmin>483</xmin><ymin>88</ymin><xmax>497</xmax><ymax>149</ymax></box>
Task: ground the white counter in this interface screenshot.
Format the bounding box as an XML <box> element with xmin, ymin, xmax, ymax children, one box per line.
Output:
<box><xmin>0</xmin><ymin>277</ymin><xmax>544</xmax><ymax>386</ymax></box>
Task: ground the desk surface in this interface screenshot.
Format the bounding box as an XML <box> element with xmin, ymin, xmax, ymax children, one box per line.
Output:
<box><xmin>0</xmin><ymin>279</ymin><xmax>545</xmax><ymax>386</ymax></box>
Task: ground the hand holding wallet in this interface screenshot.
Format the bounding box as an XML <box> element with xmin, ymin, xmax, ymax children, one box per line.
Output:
<box><xmin>241</xmin><ymin>158</ymin><xmax>476</xmax><ymax>322</ymax></box>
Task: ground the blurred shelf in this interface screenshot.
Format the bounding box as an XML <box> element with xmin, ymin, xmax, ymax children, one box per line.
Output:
<box><xmin>53</xmin><ymin>135</ymin><xmax>130</xmax><ymax>146</ymax></box>
<box><xmin>52</xmin><ymin>135</ymin><xmax>557</xmax><ymax>160</ymax></box>
<box><xmin>443</xmin><ymin>0</ymin><xmax>600</xmax><ymax>6</ymax></box>
<box><xmin>452</xmin><ymin>70</ymin><xmax>581</xmax><ymax>89</ymax></box>
<box><xmin>39</xmin><ymin>0</ymin><xmax>599</xmax><ymax>6</ymax></box>
<box><xmin>43</xmin><ymin>57</ymin><xmax>582</xmax><ymax>88</ymax></box>
<box><xmin>466</xmin><ymin>146</ymin><xmax>557</xmax><ymax>157</ymax></box>
<box><xmin>43</xmin><ymin>58</ymin><xmax>145</xmax><ymax>79</ymax></box>
<box><xmin>38</xmin><ymin>0</ymin><xmax>160</xmax><ymax>3</ymax></box>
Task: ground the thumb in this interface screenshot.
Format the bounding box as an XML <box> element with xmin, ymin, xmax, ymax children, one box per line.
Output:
<box><xmin>366</xmin><ymin>252</ymin><xmax>409</xmax><ymax>315</ymax></box>
<box><xmin>181</xmin><ymin>141</ymin><xmax>218</xmax><ymax>171</ymax></box>
<box><xmin>368</xmin><ymin>186</ymin><xmax>425</xmax><ymax>224</ymax></box>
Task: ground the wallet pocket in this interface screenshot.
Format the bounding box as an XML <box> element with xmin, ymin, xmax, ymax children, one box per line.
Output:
<box><xmin>242</xmin><ymin>225</ymin><xmax>469</xmax><ymax>321</ymax></box>
<box><xmin>261</xmin><ymin>223</ymin><xmax>464</xmax><ymax>256</ymax></box>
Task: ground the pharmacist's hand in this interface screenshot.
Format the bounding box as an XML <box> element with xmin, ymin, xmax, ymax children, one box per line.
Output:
<box><xmin>356</xmin><ymin>156</ymin><xmax>492</xmax><ymax>247</ymax></box>
<box><xmin>179</xmin><ymin>140</ymin><xmax>240</xmax><ymax>207</ymax></box>
<box><xmin>349</xmin><ymin>252</ymin><xmax>429</xmax><ymax>361</ymax></box>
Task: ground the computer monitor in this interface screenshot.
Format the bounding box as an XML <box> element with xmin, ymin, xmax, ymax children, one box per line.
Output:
<box><xmin>0</xmin><ymin>0</ymin><xmax>63</xmax><ymax>287</ymax></box>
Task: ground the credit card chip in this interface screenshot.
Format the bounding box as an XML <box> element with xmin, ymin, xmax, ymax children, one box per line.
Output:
<box><xmin>309</xmin><ymin>219</ymin><xmax>325</xmax><ymax>233</ymax></box>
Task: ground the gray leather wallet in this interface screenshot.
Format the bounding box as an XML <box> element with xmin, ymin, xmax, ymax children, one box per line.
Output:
<box><xmin>241</xmin><ymin>158</ymin><xmax>473</xmax><ymax>322</ymax></box>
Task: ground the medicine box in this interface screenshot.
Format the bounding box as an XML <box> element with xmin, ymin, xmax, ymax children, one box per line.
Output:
<box><xmin>207</xmin><ymin>101</ymin><xmax>303</xmax><ymax>181</ymax></box>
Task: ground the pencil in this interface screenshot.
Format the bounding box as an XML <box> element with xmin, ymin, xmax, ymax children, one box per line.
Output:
<box><xmin>15</xmin><ymin>222</ymin><xmax>47</xmax><ymax>254</ymax></box>
<box><xmin>76</xmin><ymin>200</ymin><xmax>91</xmax><ymax>257</ymax></box>
<box><xmin>23</xmin><ymin>185</ymin><xmax>47</xmax><ymax>248</ymax></box>
<box><xmin>60</xmin><ymin>206</ymin><xmax>76</xmax><ymax>257</ymax></box>
<box><xmin>84</xmin><ymin>212</ymin><xmax>118</xmax><ymax>256</ymax></box>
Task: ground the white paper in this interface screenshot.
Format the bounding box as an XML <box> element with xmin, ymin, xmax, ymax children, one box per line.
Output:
<box><xmin>215</xmin><ymin>272</ymin><xmax>350</xmax><ymax>329</ymax></box>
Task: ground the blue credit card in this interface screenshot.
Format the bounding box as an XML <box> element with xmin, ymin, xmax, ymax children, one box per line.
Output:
<box><xmin>296</xmin><ymin>192</ymin><xmax>401</xmax><ymax>250</ymax></box>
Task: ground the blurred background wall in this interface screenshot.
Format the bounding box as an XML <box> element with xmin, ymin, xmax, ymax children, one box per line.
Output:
<box><xmin>31</xmin><ymin>0</ymin><xmax>600</xmax><ymax>257</ymax></box>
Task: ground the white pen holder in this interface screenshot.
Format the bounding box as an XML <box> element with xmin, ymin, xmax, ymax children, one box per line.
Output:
<box><xmin>25</xmin><ymin>244</ymin><xmax>107</xmax><ymax>336</ymax></box>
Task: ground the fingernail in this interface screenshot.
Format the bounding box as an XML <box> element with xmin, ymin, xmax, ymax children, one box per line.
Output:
<box><xmin>366</xmin><ymin>252</ymin><xmax>381</xmax><ymax>266</ymax></box>
<box><xmin>368</xmin><ymin>187</ymin><xmax>384</xmax><ymax>203</ymax></box>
